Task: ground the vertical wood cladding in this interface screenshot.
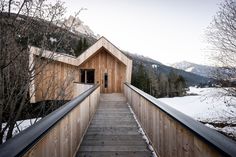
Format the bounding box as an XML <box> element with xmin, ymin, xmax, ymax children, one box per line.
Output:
<box><xmin>34</xmin><ymin>48</ymin><xmax>127</xmax><ymax>102</ymax></box>
<box><xmin>34</xmin><ymin>57</ymin><xmax>79</xmax><ymax>102</ymax></box>
<box><xmin>79</xmin><ymin>48</ymin><xmax>126</xmax><ymax>93</ymax></box>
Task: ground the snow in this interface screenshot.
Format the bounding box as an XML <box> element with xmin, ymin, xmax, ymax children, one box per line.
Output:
<box><xmin>49</xmin><ymin>37</ymin><xmax>57</xmax><ymax>43</ymax></box>
<box><xmin>128</xmin><ymin>104</ymin><xmax>157</xmax><ymax>157</ymax></box>
<box><xmin>158</xmin><ymin>87</ymin><xmax>236</xmax><ymax>139</ymax></box>
<box><xmin>158</xmin><ymin>87</ymin><xmax>236</xmax><ymax>122</ymax></box>
<box><xmin>185</xmin><ymin>66</ymin><xmax>194</xmax><ymax>72</ymax></box>
<box><xmin>152</xmin><ymin>64</ymin><xmax>158</xmax><ymax>69</ymax></box>
<box><xmin>63</xmin><ymin>16</ymin><xmax>98</xmax><ymax>39</ymax></box>
<box><xmin>205</xmin><ymin>124</ymin><xmax>236</xmax><ymax>139</ymax></box>
<box><xmin>2</xmin><ymin>118</ymin><xmax>41</xmax><ymax>143</ymax></box>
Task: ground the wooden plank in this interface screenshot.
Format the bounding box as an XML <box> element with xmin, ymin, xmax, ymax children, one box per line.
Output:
<box><xmin>193</xmin><ymin>136</ymin><xmax>222</xmax><ymax>157</ymax></box>
<box><xmin>23</xmin><ymin>87</ymin><xmax>100</xmax><ymax>157</ymax></box>
<box><xmin>156</xmin><ymin>108</ymin><xmax>160</xmax><ymax>155</ymax></box>
<box><xmin>170</xmin><ymin>119</ymin><xmax>177</xmax><ymax>157</ymax></box>
<box><xmin>77</xmin><ymin>151</ymin><xmax>151</xmax><ymax>157</ymax></box>
<box><xmin>77</xmin><ymin>93</ymin><xmax>152</xmax><ymax>157</ymax></box>
<box><xmin>163</xmin><ymin>115</ymin><xmax>171</xmax><ymax>157</ymax></box>
<box><xmin>123</xmin><ymin>85</ymin><xmax>229</xmax><ymax>157</ymax></box>
<box><xmin>78</xmin><ymin>48</ymin><xmax>127</xmax><ymax>94</ymax></box>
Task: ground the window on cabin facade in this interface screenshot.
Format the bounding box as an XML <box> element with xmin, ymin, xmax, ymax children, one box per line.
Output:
<box><xmin>80</xmin><ymin>69</ymin><xmax>95</xmax><ymax>84</ymax></box>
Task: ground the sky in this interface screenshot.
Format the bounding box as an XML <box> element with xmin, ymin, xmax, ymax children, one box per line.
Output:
<box><xmin>62</xmin><ymin>0</ymin><xmax>223</xmax><ymax>65</ymax></box>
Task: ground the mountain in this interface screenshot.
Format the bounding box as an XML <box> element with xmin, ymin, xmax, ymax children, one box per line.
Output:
<box><xmin>171</xmin><ymin>61</ymin><xmax>236</xmax><ymax>81</ymax></box>
<box><xmin>57</xmin><ymin>16</ymin><xmax>212</xmax><ymax>86</ymax></box>
<box><xmin>2</xmin><ymin>12</ymin><xmax>97</xmax><ymax>56</ymax></box>
<box><xmin>62</xmin><ymin>16</ymin><xmax>100</xmax><ymax>39</ymax></box>
<box><xmin>171</xmin><ymin>61</ymin><xmax>215</xmax><ymax>78</ymax></box>
<box><xmin>123</xmin><ymin>53</ymin><xmax>212</xmax><ymax>86</ymax></box>
<box><xmin>10</xmin><ymin>12</ymin><xmax>209</xmax><ymax>86</ymax></box>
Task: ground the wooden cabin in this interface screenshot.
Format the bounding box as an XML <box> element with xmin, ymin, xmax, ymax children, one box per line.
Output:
<box><xmin>29</xmin><ymin>37</ymin><xmax>132</xmax><ymax>103</ymax></box>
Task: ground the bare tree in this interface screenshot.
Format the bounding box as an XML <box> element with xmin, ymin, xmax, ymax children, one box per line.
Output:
<box><xmin>0</xmin><ymin>0</ymin><xmax>83</xmax><ymax>144</ymax></box>
<box><xmin>207</xmin><ymin>0</ymin><xmax>236</xmax><ymax>96</ymax></box>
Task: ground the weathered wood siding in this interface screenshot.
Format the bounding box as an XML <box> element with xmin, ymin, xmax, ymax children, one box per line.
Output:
<box><xmin>79</xmin><ymin>48</ymin><xmax>126</xmax><ymax>93</ymax></box>
<box><xmin>74</xmin><ymin>83</ymin><xmax>93</xmax><ymax>97</ymax></box>
<box><xmin>30</xmin><ymin>36</ymin><xmax>132</xmax><ymax>102</ymax></box>
<box><xmin>77</xmin><ymin>37</ymin><xmax>132</xmax><ymax>83</ymax></box>
<box><xmin>34</xmin><ymin>57</ymin><xmax>79</xmax><ymax>102</ymax></box>
<box><xmin>23</xmin><ymin>86</ymin><xmax>100</xmax><ymax>157</ymax></box>
<box><xmin>124</xmin><ymin>84</ymin><xmax>228</xmax><ymax>157</ymax></box>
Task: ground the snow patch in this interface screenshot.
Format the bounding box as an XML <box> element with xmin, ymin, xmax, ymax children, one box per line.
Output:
<box><xmin>185</xmin><ymin>66</ymin><xmax>194</xmax><ymax>72</ymax></box>
<box><xmin>62</xmin><ymin>16</ymin><xmax>99</xmax><ymax>39</ymax></box>
<box><xmin>49</xmin><ymin>37</ymin><xmax>57</xmax><ymax>43</ymax></box>
<box><xmin>2</xmin><ymin>118</ymin><xmax>41</xmax><ymax>143</ymax></box>
<box><xmin>152</xmin><ymin>64</ymin><xmax>158</xmax><ymax>69</ymax></box>
<box><xmin>158</xmin><ymin>87</ymin><xmax>236</xmax><ymax>139</ymax></box>
<box><xmin>128</xmin><ymin>104</ymin><xmax>158</xmax><ymax>157</ymax></box>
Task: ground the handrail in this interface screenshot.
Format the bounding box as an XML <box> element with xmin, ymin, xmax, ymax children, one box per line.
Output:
<box><xmin>0</xmin><ymin>84</ymin><xmax>100</xmax><ymax>157</ymax></box>
<box><xmin>124</xmin><ymin>83</ymin><xmax>236</xmax><ymax>156</ymax></box>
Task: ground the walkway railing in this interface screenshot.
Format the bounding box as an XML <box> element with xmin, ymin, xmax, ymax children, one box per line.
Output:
<box><xmin>124</xmin><ymin>83</ymin><xmax>236</xmax><ymax>157</ymax></box>
<box><xmin>0</xmin><ymin>84</ymin><xmax>100</xmax><ymax>157</ymax></box>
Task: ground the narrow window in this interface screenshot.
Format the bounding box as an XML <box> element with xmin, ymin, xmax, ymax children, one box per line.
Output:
<box><xmin>104</xmin><ymin>73</ymin><xmax>108</xmax><ymax>88</ymax></box>
<box><xmin>80</xmin><ymin>69</ymin><xmax>85</xmax><ymax>83</ymax></box>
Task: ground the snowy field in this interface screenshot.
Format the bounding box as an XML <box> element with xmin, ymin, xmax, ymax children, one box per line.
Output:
<box><xmin>158</xmin><ymin>87</ymin><xmax>236</xmax><ymax>140</ymax></box>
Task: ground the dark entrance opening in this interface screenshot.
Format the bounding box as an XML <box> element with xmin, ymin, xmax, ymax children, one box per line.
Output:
<box><xmin>80</xmin><ymin>69</ymin><xmax>95</xmax><ymax>84</ymax></box>
<box><xmin>87</xmin><ymin>70</ymin><xmax>95</xmax><ymax>83</ymax></box>
<box><xmin>104</xmin><ymin>73</ymin><xmax>108</xmax><ymax>88</ymax></box>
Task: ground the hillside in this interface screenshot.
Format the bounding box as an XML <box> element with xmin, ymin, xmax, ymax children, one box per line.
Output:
<box><xmin>123</xmin><ymin>52</ymin><xmax>212</xmax><ymax>86</ymax></box>
<box><xmin>5</xmin><ymin>12</ymin><xmax>211</xmax><ymax>87</ymax></box>
<box><xmin>171</xmin><ymin>61</ymin><xmax>236</xmax><ymax>81</ymax></box>
<box><xmin>171</xmin><ymin>61</ymin><xmax>216</xmax><ymax>78</ymax></box>
<box><xmin>1</xmin><ymin>13</ymin><xmax>97</xmax><ymax>57</ymax></box>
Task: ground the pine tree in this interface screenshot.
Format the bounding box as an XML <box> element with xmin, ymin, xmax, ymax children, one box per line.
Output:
<box><xmin>74</xmin><ymin>37</ymin><xmax>90</xmax><ymax>57</ymax></box>
<box><xmin>131</xmin><ymin>63</ymin><xmax>150</xmax><ymax>93</ymax></box>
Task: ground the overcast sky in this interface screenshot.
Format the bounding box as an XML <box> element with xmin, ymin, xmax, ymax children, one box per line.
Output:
<box><xmin>63</xmin><ymin>0</ymin><xmax>223</xmax><ymax>65</ymax></box>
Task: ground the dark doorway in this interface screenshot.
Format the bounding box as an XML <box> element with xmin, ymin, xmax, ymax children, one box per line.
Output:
<box><xmin>80</xmin><ymin>69</ymin><xmax>95</xmax><ymax>84</ymax></box>
<box><xmin>104</xmin><ymin>73</ymin><xmax>108</xmax><ymax>88</ymax></box>
<box><xmin>87</xmin><ymin>70</ymin><xmax>95</xmax><ymax>83</ymax></box>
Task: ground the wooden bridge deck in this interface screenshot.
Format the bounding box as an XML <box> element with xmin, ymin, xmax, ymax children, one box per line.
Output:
<box><xmin>76</xmin><ymin>93</ymin><xmax>152</xmax><ymax>157</ymax></box>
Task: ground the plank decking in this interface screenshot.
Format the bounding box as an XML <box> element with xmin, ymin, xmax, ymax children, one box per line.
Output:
<box><xmin>76</xmin><ymin>93</ymin><xmax>152</xmax><ymax>157</ymax></box>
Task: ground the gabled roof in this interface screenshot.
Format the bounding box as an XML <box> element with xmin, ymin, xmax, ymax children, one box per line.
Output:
<box><xmin>30</xmin><ymin>37</ymin><xmax>132</xmax><ymax>67</ymax></box>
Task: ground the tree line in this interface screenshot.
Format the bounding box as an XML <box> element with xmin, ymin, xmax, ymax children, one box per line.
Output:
<box><xmin>132</xmin><ymin>63</ymin><xmax>186</xmax><ymax>98</ymax></box>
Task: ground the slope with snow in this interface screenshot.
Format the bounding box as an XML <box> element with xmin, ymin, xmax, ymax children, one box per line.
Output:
<box><xmin>171</xmin><ymin>61</ymin><xmax>215</xmax><ymax>78</ymax></box>
<box><xmin>158</xmin><ymin>87</ymin><xmax>236</xmax><ymax>140</ymax></box>
<box><xmin>63</xmin><ymin>16</ymin><xmax>100</xmax><ymax>39</ymax></box>
<box><xmin>2</xmin><ymin>118</ymin><xmax>41</xmax><ymax>143</ymax></box>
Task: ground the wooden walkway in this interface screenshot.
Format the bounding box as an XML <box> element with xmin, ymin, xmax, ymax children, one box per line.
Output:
<box><xmin>76</xmin><ymin>93</ymin><xmax>152</xmax><ymax>157</ymax></box>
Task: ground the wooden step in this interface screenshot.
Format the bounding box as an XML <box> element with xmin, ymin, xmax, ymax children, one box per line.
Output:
<box><xmin>76</xmin><ymin>93</ymin><xmax>152</xmax><ymax>157</ymax></box>
<box><xmin>77</xmin><ymin>151</ymin><xmax>152</xmax><ymax>157</ymax></box>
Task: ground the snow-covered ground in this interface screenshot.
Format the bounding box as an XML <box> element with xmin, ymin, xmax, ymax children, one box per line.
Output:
<box><xmin>158</xmin><ymin>87</ymin><xmax>236</xmax><ymax>140</ymax></box>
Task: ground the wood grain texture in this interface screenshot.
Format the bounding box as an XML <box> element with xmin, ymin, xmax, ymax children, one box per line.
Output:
<box><xmin>23</xmin><ymin>87</ymin><xmax>100</xmax><ymax>157</ymax></box>
<box><xmin>79</xmin><ymin>48</ymin><xmax>126</xmax><ymax>93</ymax></box>
<box><xmin>76</xmin><ymin>93</ymin><xmax>152</xmax><ymax>157</ymax></box>
<box><xmin>34</xmin><ymin>57</ymin><xmax>80</xmax><ymax>102</ymax></box>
